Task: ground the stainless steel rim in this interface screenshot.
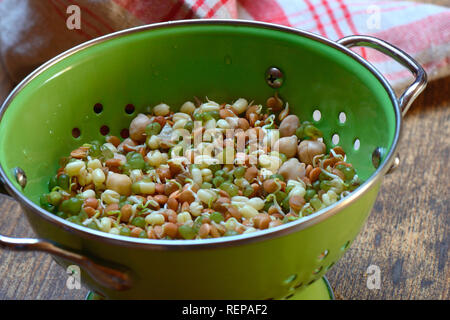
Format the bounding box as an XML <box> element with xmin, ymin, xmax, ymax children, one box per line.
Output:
<box><xmin>0</xmin><ymin>19</ymin><xmax>401</xmax><ymax>250</ymax></box>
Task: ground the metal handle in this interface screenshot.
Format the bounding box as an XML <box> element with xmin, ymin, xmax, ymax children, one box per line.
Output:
<box><xmin>337</xmin><ymin>35</ymin><xmax>427</xmax><ymax>116</ymax></box>
<box><xmin>0</xmin><ymin>193</ymin><xmax>132</xmax><ymax>291</ymax></box>
<box><xmin>337</xmin><ymin>35</ymin><xmax>427</xmax><ymax>175</ymax></box>
<box><xmin>0</xmin><ymin>234</ymin><xmax>132</xmax><ymax>291</ymax></box>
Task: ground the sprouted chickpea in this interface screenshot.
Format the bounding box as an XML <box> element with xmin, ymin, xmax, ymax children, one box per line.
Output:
<box><xmin>40</xmin><ymin>95</ymin><xmax>361</xmax><ymax>240</ymax></box>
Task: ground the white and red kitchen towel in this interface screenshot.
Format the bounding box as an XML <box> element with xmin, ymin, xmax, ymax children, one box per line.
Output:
<box><xmin>0</xmin><ymin>0</ymin><xmax>449</xmax><ymax>103</ymax></box>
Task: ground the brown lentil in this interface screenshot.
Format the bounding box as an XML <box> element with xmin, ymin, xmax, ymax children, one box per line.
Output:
<box><xmin>106</xmin><ymin>135</ymin><xmax>121</xmax><ymax>147</ymax></box>
<box><xmin>263</xmin><ymin>179</ymin><xmax>278</xmax><ymax>193</ymax></box>
<box><xmin>167</xmin><ymin>197</ymin><xmax>179</xmax><ymax>211</ymax></box>
<box><xmin>228</xmin><ymin>206</ymin><xmax>242</xmax><ymax>220</ymax></box>
<box><xmin>164</xmin><ymin>223</ymin><xmax>178</xmax><ymax>238</ymax></box>
<box><xmin>84</xmin><ymin>198</ymin><xmax>98</xmax><ymax>209</ymax></box>
<box><xmin>309</xmin><ymin>167</ymin><xmax>322</xmax><ymax>182</ymax></box>
<box><xmin>289</xmin><ymin>195</ymin><xmax>305</xmax><ymax>212</ymax></box>
<box><xmin>131</xmin><ymin>227</ymin><xmax>144</xmax><ymax>237</ymax></box>
<box><xmin>84</xmin><ymin>206</ymin><xmax>96</xmax><ymax>218</ymax></box>
<box><xmin>244</xmin><ymin>166</ymin><xmax>258</xmax><ymax>182</ymax></box>
<box><xmin>154</xmin><ymin>195</ymin><xmax>168</xmax><ymax>205</ymax></box>
<box><xmin>120</xmin><ymin>204</ymin><xmax>132</xmax><ymax>223</ymax></box>
<box><xmin>199</xmin><ymin>224</ymin><xmax>211</xmax><ymax>238</ymax></box>
<box><xmin>70</xmin><ymin>147</ymin><xmax>89</xmax><ymax>159</ymax></box>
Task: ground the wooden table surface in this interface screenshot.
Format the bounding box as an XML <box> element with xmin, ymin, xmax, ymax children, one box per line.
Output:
<box><xmin>0</xmin><ymin>1</ymin><xmax>449</xmax><ymax>300</ymax></box>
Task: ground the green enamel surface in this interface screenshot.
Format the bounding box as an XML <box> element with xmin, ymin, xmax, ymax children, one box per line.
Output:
<box><xmin>0</xmin><ymin>23</ymin><xmax>394</xmax><ymax>298</ymax></box>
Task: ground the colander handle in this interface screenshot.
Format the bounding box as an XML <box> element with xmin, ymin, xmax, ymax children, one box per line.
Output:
<box><xmin>337</xmin><ymin>35</ymin><xmax>427</xmax><ymax>116</ymax></box>
<box><xmin>0</xmin><ymin>224</ymin><xmax>132</xmax><ymax>291</ymax></box>
<box><xmin>1</xmin><ymin>173</ymin><xmax>132</xmax><ymax>291</ymax></box>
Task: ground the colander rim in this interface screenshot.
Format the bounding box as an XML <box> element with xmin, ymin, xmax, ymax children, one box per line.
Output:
<box><xmin>0</xmin><ymin>19</ymin><xmax>401</xmax><ymax>250</ymax></box>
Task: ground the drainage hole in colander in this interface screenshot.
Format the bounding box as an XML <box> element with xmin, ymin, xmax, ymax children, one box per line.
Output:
<box><xmin>125</xmin><ymin>104</ymin><xmax>135</xmax><ymax>114</ymax></box>
<box><xmin>313</xmin><ymin>266</ymin><xmax>323</xmax><ymax>275</ymax></box>
<box><xmin>354</xmin><ymin>138</ymin><xmax>360</xmax><ymax>150</ymax></box>
<box><xmin>341</xmin><ymin>240</ymin><xmax>350</xmax><ymax>251</ymax></box>
<box><xmin>339</xmin><ymin>112</ymin><xmax>346</xmax><ymax>124</ymax></box>
<box><xmin>313</xmin><ymin>109</ymin><xmax>321</xmax><ymax>122</ymax></box>
<box><xmin>283</xmin><ymin>274</ymin><xmax>297</xmax><ymax>285</ymax></box>
<box><xmin>72</xmin><ymin>128</ymin><xmax>81</xmax><ymax>139</ymax></box>
<box><xmin>120</xmin><ymin>128</ymin><xmax>130</xmax><ymax>139</ymax></box>
<box><xmin>294</xmin><ymin>282</ymin><xmax>303</xmax><ymax>289</ymax></box>
<box><xmin>332</xmin><ymin>134</ymin><xmax>340</xmax><ymax>145</ymax></box>
<box><xmin>318</xmin><ymin>250</ymin><xmax>329</xmax><ymax>261</ymax></box>
<box><xmin>307</xmin><ymin>279</ymin><xmax>315</xmax><ymax>286</ymax></box>
<box><xmin>93</xmin><ymin>103</ymin><xmax>103</xmax><ymax>114</ymax></box>
<box><xmin>284</xmin><ymin>293</ymin><xmax>295</xmax><ymax>300</ymax></box>
<box><xmin>325</xmin><ymin>262</ymin><xmax>335</xmax><ymax>271</ymax></box>
<box><xmin>100</xmin><ymin>125</ymin><xmax>110</xmax><ymax>136</ymax></box>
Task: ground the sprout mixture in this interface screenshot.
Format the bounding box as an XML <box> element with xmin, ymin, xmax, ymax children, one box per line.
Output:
<box><xmin>40</xmin><ymin>95</ymin><xmax>361</xmax><ymax>240</ymax></box>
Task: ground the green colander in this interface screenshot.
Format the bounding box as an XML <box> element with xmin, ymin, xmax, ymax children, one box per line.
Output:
<box><xmin>0</xmin><ymin>20</ymin><xmax>426</xmax><ymax>299</ymax></box>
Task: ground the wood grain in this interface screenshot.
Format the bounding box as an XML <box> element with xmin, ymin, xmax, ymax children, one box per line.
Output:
<box><xmin>0</xmin><ymin>0</ymin><xmax>449</xmax><ymax>299</ymax></box>
<box><xmin>0</xmin><ymin>195</ymin><xmax>87</xmax><ymax>300</ymax></box>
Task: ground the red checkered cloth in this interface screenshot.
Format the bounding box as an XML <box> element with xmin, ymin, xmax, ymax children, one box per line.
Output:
<box><xmin>0</xmin><ymin>0</ymin><xmax>449</xmax><ymax>103</ymax></box>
